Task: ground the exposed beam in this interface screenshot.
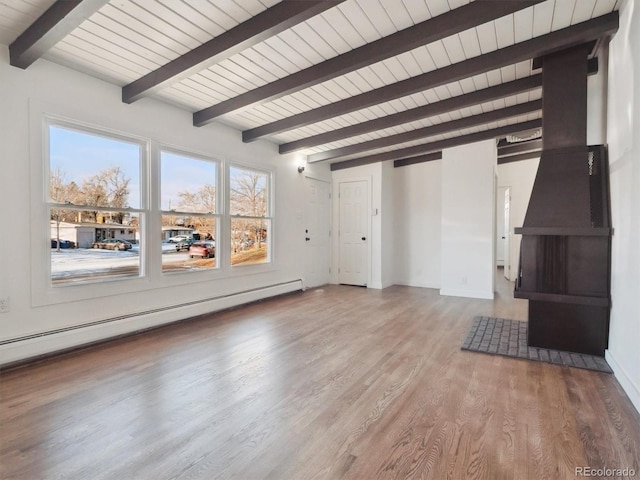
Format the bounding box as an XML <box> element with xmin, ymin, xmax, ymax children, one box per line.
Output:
<box><xmin>246</xmin><ymin>13</ymin><xmax>618</xmax><ymax>141</ymax></box>
<box><xmin>308</xmin><ymin>100</ymin><xmax>541</xmax><ymax>162</ymax></box>
<box><xmin>330</xmin><ymin>119</ymin><xmax>542</xmax><ymax>171</ymax></box>
<box><xmin>498</xmin><ymin>139</ymin><xmax>542</xmax><ymax>155</ymax></box>
<box><xmin>9</xmin><ymin>0</ymin><xmax>109</xmax><ymax>69</ymax></box>
<box><xmin>276</xmin><ymin>58</ymin><xmax>598</xmax><ymax>153</ymax></box>
<box><xmin>498</xmin><ymin>150</ymin><xmax>542</xmax><ymax>164</ymax></box>
<box><xmin>278</xmin><ymin>75</ymin><xmax>542</xmax><ymax>153</ymax></box>
<box><xmin>193</xmin><ymin>0</ymin><xmax>543</xmax><ymax>127</ymax></box>
<box><xmin>532</xmin><ymin>42</ymin><xmax>598</xmax><ymax>69</ymax></box>
<box><xmin>394</xmin><ymin>152</ymin><xmax>443</xmax><ymax>168</ymax></box>
<box><xmin>122</xmin><ymin>1</ymin><xmax>345</xmax><ymax>103</ymax></box>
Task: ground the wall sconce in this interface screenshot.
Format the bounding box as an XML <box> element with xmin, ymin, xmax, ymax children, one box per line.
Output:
<box><xmin>296</xmin><ymin>156</ymin><xmax>307</xmax><ymax>174</ymax></box>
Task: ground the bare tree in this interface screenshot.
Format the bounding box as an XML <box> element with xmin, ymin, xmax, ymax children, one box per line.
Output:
<box><xmin>80</xmin><ymin>166</ymin><xmax>130</xmax><ymax>223</ymax></box>
<box><xmin>175</xmin><ymin>184</ymin><xmax>216</xmax><ymax>233</ymax></box>
<box><xmin>230</xmin><ymin>171</ymin><xmax>266</xmax><ymax>217</ymax></box>
<box><xmin>103</xmin><ymin>166</ymin><xmax>130</xmax><ymax>209</ymax></box>
<box><xmin>50</xmin><ymin>166</ymin><xmax>131</xmax><ymax>224</ymax></box>
<box><xmin>80</xmin><ymin>177</ymin><xmax>108</xmax><ymax>223</ymax></box>
<box><xmin>177</xmin><ymin>184</ymin><xmax>216</xmax><ymax>213</ymax></box>
<box><xmin>230</xmin><ymin>169</ymin><xmax>267</xmax><ymax>248</ymax></box>
<box><xmin>50</xmin><ymin>169</ymin><xmax>82</xmax><ymax>249</ymax></box>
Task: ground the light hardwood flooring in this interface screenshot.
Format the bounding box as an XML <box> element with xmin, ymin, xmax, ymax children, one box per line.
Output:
<box><xmin>1</xmin><ymin>274</ymin><xmax>639</xmax><ymax>479</ymax></box>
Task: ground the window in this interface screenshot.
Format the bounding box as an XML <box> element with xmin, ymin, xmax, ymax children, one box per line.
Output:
<box><xmin>229</xmin><ymin>165</ymin><xmax>271</xmax><ymax>266</ymax></box>
<box><xmin>160</xmin><ymin>150</ymin><xmax>219</xmax><ymax>272</ymax></box>
<box><xmin>48</xmin><ymin>123</ymin><xmax>144</xmax><ymax>285</ymax></box>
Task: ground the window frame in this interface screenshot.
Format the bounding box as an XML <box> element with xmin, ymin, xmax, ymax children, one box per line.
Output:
<box><xmin>32</xmin><ymin>113</ymin><xmax>150</xmax><ymax>306</ymax></box>
<box><xmin>30</xmin><ymin>105</ymin><xmax>278</xmax><ymax>308</ymax></box>
<box><xmin>158</xmin><ymin>147</ymin><xmax>222</xmax><ymax>275</ymax></box>
<box><xmin>227</xmin><ymin>162</ymin><xmax>274</xmax><ymax>268</ymax></box>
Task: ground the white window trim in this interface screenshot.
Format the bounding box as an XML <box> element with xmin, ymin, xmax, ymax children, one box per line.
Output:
<box><xmin>227</xmin><ymin>162</ymin><xmax>275</xmax><ymax>270</ymax></box>
<box><xmin>30</xmin><ymin>102</ymin><xmax>279</xmax><ymax>308</ymax></box>
<box><xmin>159</xmin><ymin>146</ymin><xmax>222</xmax><ymax>275</ymax></box>
<box><xmin>31</xmin><ymin>105</ymin><xmax>152</xmax><ymax>307</ymax></box>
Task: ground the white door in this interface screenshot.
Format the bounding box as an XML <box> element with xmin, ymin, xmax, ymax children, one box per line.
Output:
<box><xmin>496</xmin><ymin>186</ymin><xmax>508</xmax><ymax>266</ymax></box>
<box><xmin>504</xmin><ymin>187</ymin><xmax>511</xmax><ymax>280</ymax></box>
<box><xmin>304</xmin><ymin>177</ymin><xmax>331</xmax><ymax>288</ymax></box>
<box><xmin>339</xmin><ymin>180</ymin><xmax>368</xmax><ymax>286</ymax></box>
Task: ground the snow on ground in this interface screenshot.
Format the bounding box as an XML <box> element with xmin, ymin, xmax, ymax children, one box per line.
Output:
<box><xmin>51</xmin><ymin>244</ymin><xmax>186</xmax><ymax>279</ymax></box>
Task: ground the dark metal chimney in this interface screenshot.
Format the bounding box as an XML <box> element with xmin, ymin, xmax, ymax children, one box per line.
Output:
<box><xmin>514</xmin><ymin>44</ymin><xmax>612</xmax><ymax>356</ymax></box>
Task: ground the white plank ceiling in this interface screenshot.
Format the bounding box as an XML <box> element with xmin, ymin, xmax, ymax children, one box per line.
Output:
<box><xmin>0</xmin><ymin>0</ymin><xmax>622</xmax><ymax>164</ymax></box>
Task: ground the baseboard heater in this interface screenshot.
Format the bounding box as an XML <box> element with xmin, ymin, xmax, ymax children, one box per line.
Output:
<box><xmin>0</xmin><ymin>279</ymin><xmax>303</xmax><ymax>347</ymax></box>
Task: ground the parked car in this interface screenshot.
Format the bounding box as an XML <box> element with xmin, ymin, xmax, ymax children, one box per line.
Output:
<box><xmin>51</xmin><ymin>239</ymin><xmax>76</xmax><ymax>249</ymax></box>
<box><xmin>174</xmin><ymin>238</ymin><xmax>193</xmax><ymax>251</ymax></box>
<box><xmin>168</xmin><ymin>234</ymin><xmax>191</xmax><ymax>243</ymax></box>
<box><xmin>91</xmin><ymin>238</ymin><xmax>132</xmax><ymax>251</ymax></box>
<box><xmin>189</xmin><ymin>240</ymin><xmax>215</xmax><ymax>259</ymax></box>
<box><xmin>240</xmin><ymin>238</ymin><xmax>255</xmax><ymax>248</ymax></box>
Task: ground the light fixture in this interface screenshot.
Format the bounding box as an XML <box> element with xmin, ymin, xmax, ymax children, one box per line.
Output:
<box><xmin>295</xmin><ymin>155</ymin><xmax>307</xmax><ymax>174</ymax></box>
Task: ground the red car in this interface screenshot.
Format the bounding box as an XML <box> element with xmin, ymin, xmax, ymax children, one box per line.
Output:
<box><xmin>188</xmin><ymin>240</ymin><xmax>215</xmax><ymax>259</ymax></box>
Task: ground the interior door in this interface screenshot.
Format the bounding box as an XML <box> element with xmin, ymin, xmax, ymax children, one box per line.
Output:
<box><xmin>339</xmin><ymin>180</ymin><xmax>368</xmax><ymax>286</ymax></box>
<box><xmin>504</xmin><ymin>187</ymin><xmax>511</xmax><ymax>280</ymax></box>
<box><xmin>496</xmin><ymin>186</ymin><xmax>507</xmax><ymax>266</ymax></box>
<box><xmin>304</xmin><ymin>177</ymin><xmax>331</xmax><ymax>288</ymax></box>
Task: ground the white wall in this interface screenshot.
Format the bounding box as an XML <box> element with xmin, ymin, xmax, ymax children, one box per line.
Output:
<box><xmin>441</xmin><ymin>140</ymin><xmax>496</xmax><ymax>299</ymax></box>
<box><xmin>393</xmin><ymin>160</ymin><xmax>442</xmax><ymax>288</ymax></box>
<box><xmin>606</xmin><ymin>0</ymin><xmax>640</xmax><ymax>414</ymax></box>
<box><xmin>497</xmin><ymin>157</ymin><xmax>540</xmax><ymax>281</ymax></box>
<box><xmin>380</xmin><ymin>161</ymin><xmax>395</xmax><ymax>289</ymax></box>
<box><xmin>0</xmin><ymin>46</ymin><xmax>330</xmax><ymax>365</ymax></box>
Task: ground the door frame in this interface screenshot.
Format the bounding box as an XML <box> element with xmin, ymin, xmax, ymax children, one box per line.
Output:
<box><xmin>503</xmin><ymin>186</ymin><xmax>511</xmax><ymax>280</ymax></box>
<box><xmin>496</xmin><ymin>186</ymin><xmax>508</xmax><ymax>267</ymax></box>
<box><xmin>303</xmin><ymin>175</ymin><xmax>331</xmax><ymax>289</ymax></box>
<box><xmin>331</xmin><ymin>176</ymin><xmax>371</xmax><ymax>287</ymax></box>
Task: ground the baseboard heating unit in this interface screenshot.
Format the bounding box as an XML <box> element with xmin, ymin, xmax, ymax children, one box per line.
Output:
<box><xmin>0</xmin><ymin>279</ymin><xmax>303</xmax><ymax>368</ymax></box>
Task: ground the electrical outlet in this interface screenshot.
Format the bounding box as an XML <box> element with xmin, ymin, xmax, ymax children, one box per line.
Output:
<box><xmin>0</xmin><ymin>296</ymin><xmax>9</xmax><ymax>313</ymax></box>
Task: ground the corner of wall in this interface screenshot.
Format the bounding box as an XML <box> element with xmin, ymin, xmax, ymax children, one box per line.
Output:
<box><xmin>606</xmin><ymin>350</ymin><xmax>640</xmax><ymax>414</ymax></box>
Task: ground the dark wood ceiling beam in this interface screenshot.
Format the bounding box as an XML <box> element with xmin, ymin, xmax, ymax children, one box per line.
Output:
<box><xmin>122</xmin><ymin>1</ymin><xmax>345</xmax><ymax>103</ymax></box>
<box><xmin>247</xmin><ymin>13</ymin><xmax>618</xmax><ymax>141</ymax></box>
<box><xmin>498</xmin><ymin>139</ymin><xmax>542</xmax><ymax>155</ymax></box>
<box><xmin>9</xmin><ymin>0</ymin><xmax>109</xmax><ymax>69</ymax></box>
<box><xmin>278</xmin><ymin>75</ymin><xmax>542</xmax><ymax>153</ymax></box>
<box><xmin>394</xmin><ymin>152</ymin><xmax>443</xmax><ymax>168</ymax></box>
<box><xmin>498</xmin><ymin>150</ymin><xmax>542</xmax><ymax>164</ymax></box>
<box><xmin>329</xmin><ymin>119</ymin><xmax>542</xmax><ymax>171</ymax></box>
<box><xmin>193</xmin><ymin>0</ymin><xmax>544</xmax><ymax>127</ymax></box>
<box><xmin>308</xmin><ymin>100</ymin><xmax>541</xmax><ymax>162</ymax></box>
<box><xmin>277</xmin><ymin>59</ymin><xmax>597</xmax><ymax>153</ymax></box>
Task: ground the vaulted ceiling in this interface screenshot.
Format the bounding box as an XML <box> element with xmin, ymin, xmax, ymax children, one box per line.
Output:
<box><xmin>1</xmin><ymin>0</ymin><xmax>620</xmax><ymax>170</ymax></box>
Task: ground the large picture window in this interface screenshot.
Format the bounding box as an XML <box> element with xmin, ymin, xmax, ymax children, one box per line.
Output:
<box><xmin>229</xmin><ymin>165</ymin><xmax>271</xmax><ymax>266</ymax></box>
<box><xmin>43</xmin><ymin>118</ymin><xmax>273</xmax><ymax>291</ymax></box>
<box><xmin>48</xmin><ymin>123</ymin><xmax>144</xmax><ymax>285</ymax></box>
<box><xmin>160</xmin><ymin>150</ymin><xmax>219</xmax><ymax>273</ymax></box>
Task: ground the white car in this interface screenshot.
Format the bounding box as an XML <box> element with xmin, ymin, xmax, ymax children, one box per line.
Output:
<box><xmin>168</xmin><ymin>234</ymin><xmax>191</xmax><ymax>243</ymax></box>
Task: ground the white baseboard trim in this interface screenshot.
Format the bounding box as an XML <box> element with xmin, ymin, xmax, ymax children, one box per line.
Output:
<box><xmin>440</xmin><ymin>288</ymin><xmax>494</xmax><ymax>300</ymax></box>
<box><xmin>395</xmin><ymin>280</ymin><xmax>441</xmax><ymax>290</ymax></box>
<box><xmin>0</xmin><ymin>280</ymin><xmax>303</xmax><ymax>367</ymax></box>
<box><xmin>606</xmin><ymin>349</ymin><xmax>640</xmax><ymax>415</ymax></box>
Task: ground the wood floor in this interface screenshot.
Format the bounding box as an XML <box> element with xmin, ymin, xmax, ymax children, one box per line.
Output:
<box><xmin>1</xmin><ymin>275</ymin><xmax>639</xmax><ymax>479</ymax></box>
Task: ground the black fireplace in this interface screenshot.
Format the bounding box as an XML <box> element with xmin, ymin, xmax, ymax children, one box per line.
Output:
<box><xmin>514</xmin><ymin>44</ymin><xmax>612</xmax><ymax>357</ymax></box>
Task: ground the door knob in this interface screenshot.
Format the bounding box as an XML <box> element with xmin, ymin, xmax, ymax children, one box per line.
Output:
<box><xmin>361</xmin><ymin>237</ymin><xmax>366</xmax><ymax>241</ymax></box>
<box><xmin>305</xmin><ymin>237</ymin><xmax>310</xmax><ymax>241</ymax></box>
